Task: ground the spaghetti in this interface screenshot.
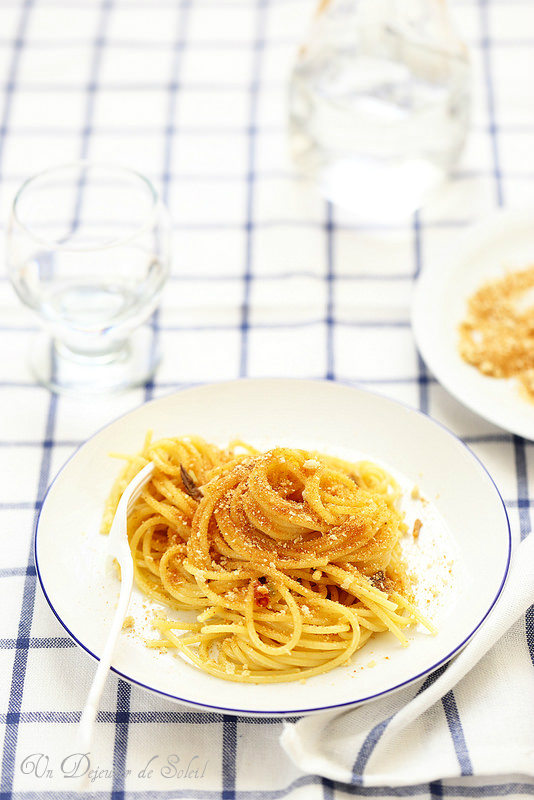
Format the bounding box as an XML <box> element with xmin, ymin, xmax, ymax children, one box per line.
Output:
<box><xmin>103</xmin><ymin>435</ymin><xmax>434</xmax><ymax>683</ymax></box>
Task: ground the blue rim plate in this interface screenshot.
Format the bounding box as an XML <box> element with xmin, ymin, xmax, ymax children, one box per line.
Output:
<box><xmin>35</xmin><ymin>378</ymin><xmax>511</xmax><ymax>716</ymax></box>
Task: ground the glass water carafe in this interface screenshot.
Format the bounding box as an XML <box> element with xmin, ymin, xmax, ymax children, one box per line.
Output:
<box><xmin>289</xmin><ymin>0</ymin><xmax>471</xmax><ymax>221</ymax></box>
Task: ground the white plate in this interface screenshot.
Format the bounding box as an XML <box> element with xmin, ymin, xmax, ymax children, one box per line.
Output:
<box><xmin>35</xmin><ymin>378</ymin><xmax>510</xmax><ymax>716</ymax></box>
<box><xmin>412</xmin><ymin>208</ymin><xmax>534</xmax><ymax>440</ymax></box>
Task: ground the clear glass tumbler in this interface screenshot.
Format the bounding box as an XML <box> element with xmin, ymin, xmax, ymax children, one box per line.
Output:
<box><xmin>289</xmin><ymin>0</ymin><xmax>472</xmax><ymax>222</ymax></box>
<box><xmin>7</xmin><ymin>161</ymin><xmax>171</xmax><ymax>395</ymax></box>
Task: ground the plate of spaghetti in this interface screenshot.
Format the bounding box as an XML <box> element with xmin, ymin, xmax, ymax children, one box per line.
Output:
<box><xmin>35</xmin><ymin>379</ymin><xmax>511</xmax><ymax>715</ymax></box>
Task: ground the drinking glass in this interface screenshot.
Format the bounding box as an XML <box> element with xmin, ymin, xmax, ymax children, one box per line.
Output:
<box><xmin>289</xmin><ymin>0</ymin><xmax>472</xmax><ymax>222</ymax></box>
<box><xmin>6</xmin><ymin>161</ymin><xmax>171</xmax><ymax>395</ymax></box>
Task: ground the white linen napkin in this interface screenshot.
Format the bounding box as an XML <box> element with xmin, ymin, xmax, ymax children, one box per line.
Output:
<box><xmin>280</xmin><ymin>533</ymin><xmax>534</xmax><ymax>786</ymax></box>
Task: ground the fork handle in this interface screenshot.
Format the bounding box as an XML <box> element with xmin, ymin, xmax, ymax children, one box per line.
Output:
<box><xmin>75</xmin><ymin>463</ymin><xmax>153</xmax><ymax>787</ymax></box>
<box><xmin>76</xmin><ymin>556</ymin><xmax>134</xmax><ymax>766</ymax></box>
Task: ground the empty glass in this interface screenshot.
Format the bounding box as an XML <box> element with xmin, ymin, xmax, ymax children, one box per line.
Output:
<box><xmin>289</xmin><ymin>0</ymin><xmax>472</xmax><ymax>222</ymax></box>
<box><xmin>6</xmin><ymin>161</ymin><xmax>171</xmax><ymax>395</ymax></box>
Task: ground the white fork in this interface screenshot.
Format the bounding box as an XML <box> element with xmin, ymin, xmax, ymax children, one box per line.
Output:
<box><xmin>76</xmin><ymin>461</ymin><xmax>154</xmax><ymax>768</ymax></box>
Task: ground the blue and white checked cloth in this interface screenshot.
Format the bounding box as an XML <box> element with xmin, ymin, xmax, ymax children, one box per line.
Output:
<box><xmin>1</xmin><ymin>0</ymin><xmax>534</xmax><ymax>798</ymax></box>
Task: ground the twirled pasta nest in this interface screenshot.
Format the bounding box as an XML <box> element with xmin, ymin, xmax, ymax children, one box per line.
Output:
<box><xmin>103</xmin><ymin>435</ymin><xmax>432</xmax><ymax>683</ymax></box>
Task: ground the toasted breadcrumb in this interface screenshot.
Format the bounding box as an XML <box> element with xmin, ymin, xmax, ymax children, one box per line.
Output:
<box><xmin>413</xmin><ymin>518</ymin><xmax>423</xmax><ymax>539</ymax></box>
<box><xmin>458</xmin><ymin>265</ymin><xmax>534</xmax><ymax>402</ymax></box>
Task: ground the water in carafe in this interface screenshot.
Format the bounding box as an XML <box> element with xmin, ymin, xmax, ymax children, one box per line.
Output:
<box><xmin>289</xmin><ymin>0</ymin><xmax>471</xmax><ymax>222</ymax></box>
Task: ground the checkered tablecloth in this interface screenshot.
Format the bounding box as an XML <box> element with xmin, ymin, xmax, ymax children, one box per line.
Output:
<box><xmin>1</xmin><ymin>0</ymin><xmax>534</xmax><ymax>798</ymax></box>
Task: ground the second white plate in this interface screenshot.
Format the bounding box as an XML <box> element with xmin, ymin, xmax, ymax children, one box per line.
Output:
<box><xmin>412</xmin><ymin>208</ymin><xmax>534</xmax><ymax>440</ymax></box>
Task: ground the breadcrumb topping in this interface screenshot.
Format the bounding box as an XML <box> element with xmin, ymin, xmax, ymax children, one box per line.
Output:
<box><xmin>458</xmin><ymin>265</ymin><xmax>534</xmax><ymax>401</ymax></box>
